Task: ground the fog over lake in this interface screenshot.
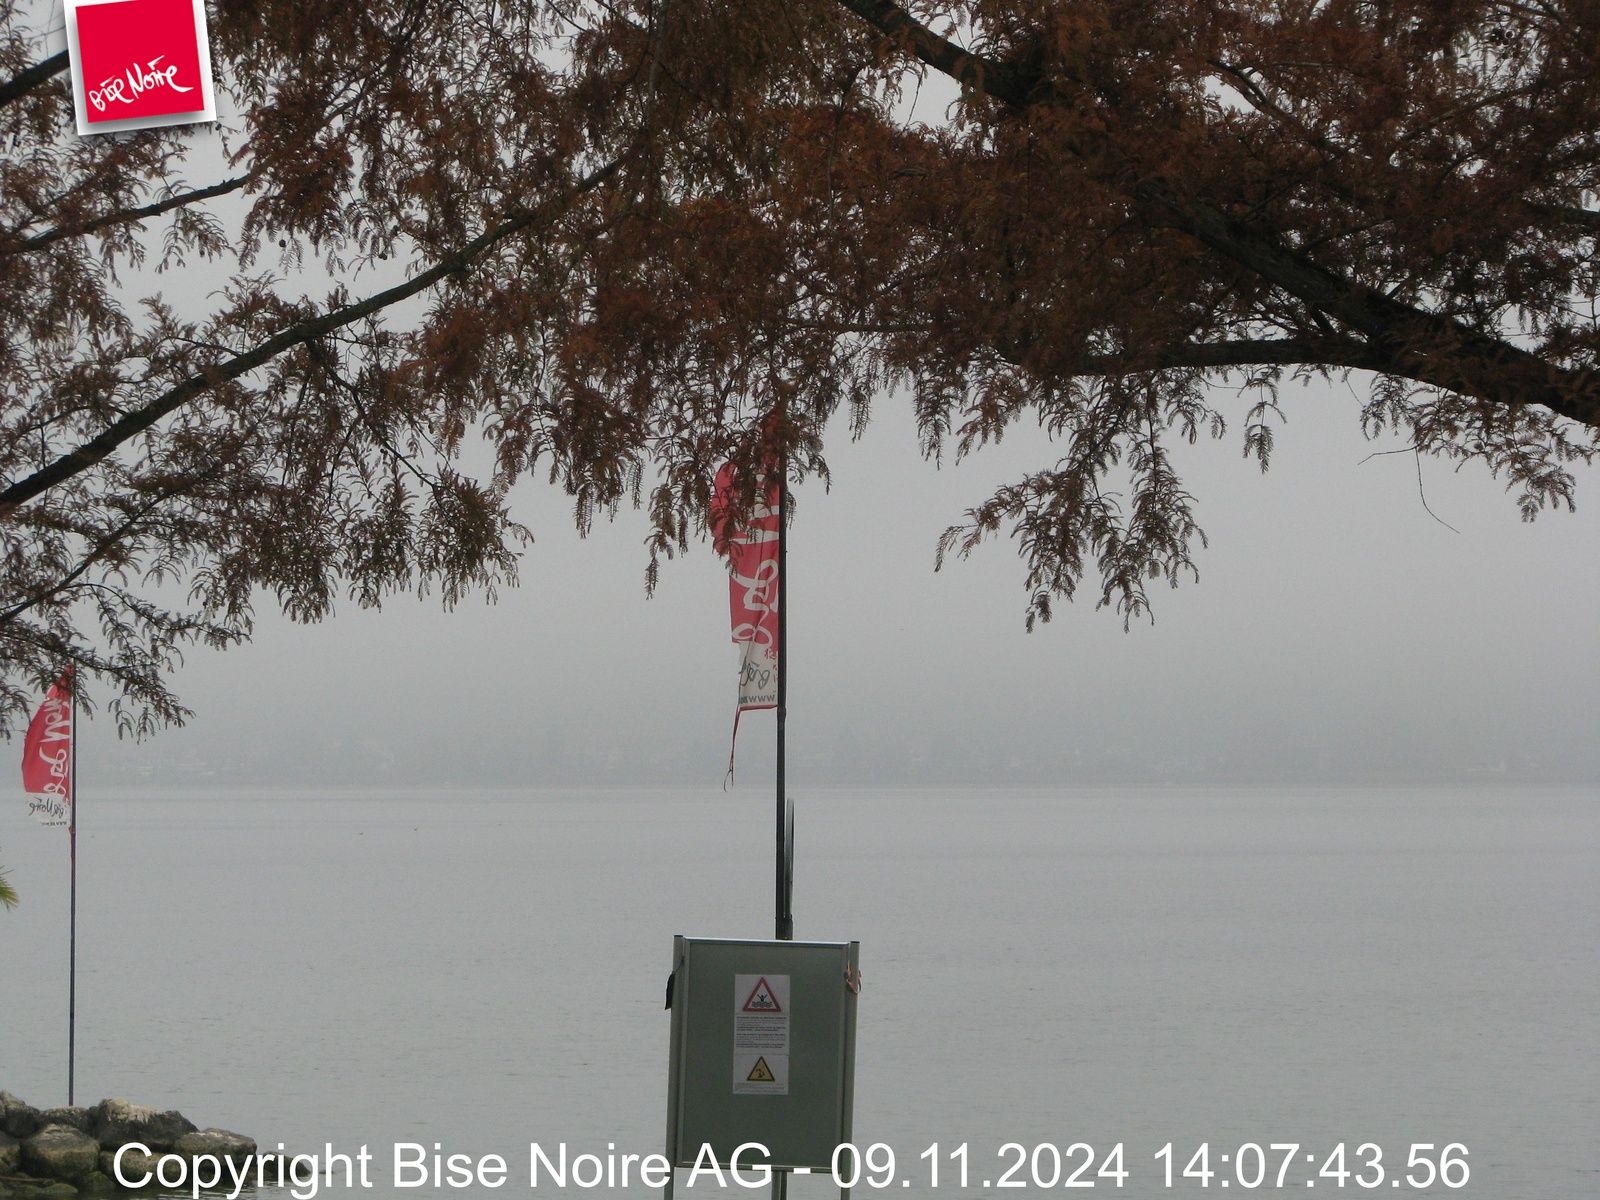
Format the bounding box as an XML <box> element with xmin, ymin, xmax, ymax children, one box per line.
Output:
<box><xmin>5</xmin><ymin>787</ymin><xmax>1597</xmax><ymax>1197</ymax></box>
<box><xmin>81</xmin><ymin>383</ymin><xmax>1598</xmax><ymax>791</ymax></box>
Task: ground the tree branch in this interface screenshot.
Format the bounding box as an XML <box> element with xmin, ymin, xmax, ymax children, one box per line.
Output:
<box><xmin>0</xmin><ymin>50</ymin><xmax>67</xmax><ymax>109</ymax></box>
<box><xmin>0</xmin><ymin>157</ymin><xmax>621</xmax><ymax>520</ymax></box>
<box><xmin>797</xmin><ymin>321</ymin><xmax>1388</xmax><ymax>376</ymax></box>
<box><xmin>11</xmin><ymin>174</ymin><xmax>253</xmax><ymax>253</ymax></box>
<box><xmin>0</xmin><ymin>459</ymin><xmax>228</xmax><ymax>626</ymax></box>
<box><xmin>831</xmin><ymin>0</ymin><xmax>1040</xmax><ymax>104</ymax></box>
<box><xmin>1526</xmin><ymin>202</ymin><xmax>1600</xmax><ymax>235</ymax></box>
<box><xmin>829</xmin><ymin>0</ymin><xmax>1600</xmax><ymax>429</ymax></box>
<box><xmin>1061</xmin><ymin>336</ymin><xmax>1387</xmax><ymax>376</ymax></box>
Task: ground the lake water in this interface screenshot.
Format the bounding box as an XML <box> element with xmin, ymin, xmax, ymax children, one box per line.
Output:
<box><xmin>2</xmin><ymin>787</ymin><xmax>1595</xmax><ymax>1197</ymax></box>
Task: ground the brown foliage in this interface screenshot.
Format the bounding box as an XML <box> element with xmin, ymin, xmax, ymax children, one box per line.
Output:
<box><xmin>0</xmin><ymin>0</ymin><xmax>1595</xmax><ymax>731</ymax></box>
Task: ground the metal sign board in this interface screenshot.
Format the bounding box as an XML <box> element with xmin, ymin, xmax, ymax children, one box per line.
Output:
<box><xmin>664</xmin><ymin>936</ymin><xmax>859</xmax><ymax>1174</ymax></box>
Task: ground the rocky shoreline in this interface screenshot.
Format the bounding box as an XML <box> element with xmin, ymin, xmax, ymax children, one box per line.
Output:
<box><xmin>0</xmin><ymin>1094</ymin><xmax>267</xmax><ymax>1197</ymax></box>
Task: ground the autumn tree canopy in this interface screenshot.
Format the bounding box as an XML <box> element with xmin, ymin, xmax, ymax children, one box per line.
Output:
<box><xmin>1</xmin><ymin>0</ymin><xmax>1596</xmax><ymax>733</ymax></box>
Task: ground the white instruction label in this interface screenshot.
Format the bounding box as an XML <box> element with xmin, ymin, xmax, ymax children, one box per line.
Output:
<box><xmin>732</xmin><ymin>974</ymin><xmax>790</xmax><ymax>1094</ymax></box>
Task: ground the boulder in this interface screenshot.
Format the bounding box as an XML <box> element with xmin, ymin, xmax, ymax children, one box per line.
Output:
<box><xmin>20</xmin><ymin>1124</ymin><xmax>100</xmax><ymax>1181</ymax></box>
<box><xmin>0</xmin><ymin>1130</ymin><xmax>19</xmax><ymax>1172</ymax></box>
<box><xmin>0</xmin><ymin>1093</ymin><xmax>42</xmax><ymax>1140</ymax></box>
<box><xmin>0</xmin><ymin>1180</ymin><xmax>80</xmax><ymax>1200</ymax></box>
<box><xmin>100</xmin><ymin>1144</ymin><xmax>161</xmax><ymax>1184</ymax></box>
<box><xmin>173</xmin><ymin>1128</ymin><xmax>256</xmax><ymax>1163</ymax></box>
<box><xmin>36</xmin><ymin>1110</ymin><xmax>88</xmax><ymax>1135</ymax></box>
<box><xmin>76</xmin><ymin>1170</ymin><xmax>116</xmax><ymax>1195</ymax></box>
<box><xmin>89</xmin><ymin>1098</ymin><xmax>196</xmax><ymax>1152</ymax></box>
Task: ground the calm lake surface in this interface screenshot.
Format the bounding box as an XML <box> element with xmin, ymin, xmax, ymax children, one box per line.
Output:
<box><xmin>3</xmin><ymin>787</ymin><xmax>1596</xmax><ymax>1197</ymax></box>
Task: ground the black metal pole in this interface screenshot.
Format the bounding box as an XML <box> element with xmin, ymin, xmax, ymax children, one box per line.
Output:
<box><xmin>775</xmin><ymin>452</ymin><xmax>791</xmax><ymax>943</ymax></box>
<box><xmin>67</xmin><ymin>671</ymin><xmax>77</xmax><ymax>1106</ymax></box>
<box><xmin>773</xmin><ymin>454</ymin><xmax>791</xmax><ymax>1200</ymax></box>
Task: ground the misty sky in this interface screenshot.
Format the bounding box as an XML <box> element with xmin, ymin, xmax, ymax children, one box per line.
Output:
<box><xmin>15</xmin><ymin>9</ymin><xmax>1597</xmax><ymax>790</ymax></box>
<box><xmin>93</xmin><ymin>378</ymin><xmax>1598</xmax><ymax>788</ymax></box>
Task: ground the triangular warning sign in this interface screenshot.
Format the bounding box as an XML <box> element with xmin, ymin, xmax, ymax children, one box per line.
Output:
<box><xmin>742</xmin><ymin>976</ymin><xmax>782</xmax><ymax>1013</ymax></box>
<box><xmin>746</xmin><ymin>1056</ymin><xmax>776</xmax><ymax>1083</ymax></box>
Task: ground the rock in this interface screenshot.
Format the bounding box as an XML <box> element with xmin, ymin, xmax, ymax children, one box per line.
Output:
<box><xmin>88</xmin><ymin>1099</ymin><xmax>195</xmax><ymax>1152</ymax></box>
<box><xmin>76</xmin><ymin>1169</ymin><xmax>116</xmax><ymax>1195</ymax></box>
<box><xmin>36</xmin><ymin>1110</ymin><xmax>88</xmax><ymax>1135</ymax></box>
<box><xmin>0</xmin><ymin>1130</ymin><xmax>19</xmax><ymax>1172</ymax></box>
<box><xmin>0</xmin><ymin>1093</ymin><xmax>42</xmax><ymax>1140</ymax></box>
<box><xmin>100</xmin><ymin>1144</ymin><xmax>160</xmax><ymax>1184</ymax></box>
<box><xmin>20</xmin><ymin>1124</ymin><xmax>100</xmax><ymax>1181</ymax></box>
<box><xmin>173</xmin><ymin>1128</ymin><xmax>256</xmax><ymax>1163</ymax></box>
<box><xmin>0</xmin><ymin>1180</ymin><xmax>80</xmax><ymax>1200</ymax></box>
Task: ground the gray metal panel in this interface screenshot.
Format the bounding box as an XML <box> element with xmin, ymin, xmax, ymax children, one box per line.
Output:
<box><xmin>666</xmin><ymin>936</ymin><xmax>858</xmax><ymax>1171</ymax></box>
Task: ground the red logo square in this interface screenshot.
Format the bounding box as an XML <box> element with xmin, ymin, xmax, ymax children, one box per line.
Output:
<box><xmin>73</xmin><ymin>0</ymin><xmax>207</xmax><ymax>124</ymax></box>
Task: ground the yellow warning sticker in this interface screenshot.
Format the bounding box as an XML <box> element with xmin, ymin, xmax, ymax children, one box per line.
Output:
<box><xmin>732</xmin><ymin>1050</ymin><xmax>788</xmax><ymax>1094</ymax></box>
<box><xmin>745</xmin><ymin>1056</ymin><xmax>776</xmax><ymax>1083</ymax></box>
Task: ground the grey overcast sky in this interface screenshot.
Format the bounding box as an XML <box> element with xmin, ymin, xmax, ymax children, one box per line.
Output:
<box><xmin>98</xmin><ymin>376</ymin><xmax>1598</xmax><ymax>789</ymax></box>
<box><xmin>22</xmin><ymin>10</ymin><xmax>1592</xmax><ymax>790</ymax></box>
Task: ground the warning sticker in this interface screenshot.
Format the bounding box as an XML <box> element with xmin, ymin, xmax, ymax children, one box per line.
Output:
<box><xmin>742</xmin><ymin>976</ymin><xmax>783</xmax><ymax>1013</ymax></box>
<box><xmin>746</xmin><ymin>1056</ymin><xmax>776</xmax><ymax>1082</ymax></box>
<box><xmin>734</xmin><ymin>974</ymin><xmax>790</xmax><ymax>1048</ymax></box>
<box><xmin>733</xmin><ymin>973</ymin><xmax>790</xmax><ymax>1093</ymax></box>
<box><xmin>733</xmin><ymin>1050</ymin><xmax>789</xmax><ymax>1095</ymax></box>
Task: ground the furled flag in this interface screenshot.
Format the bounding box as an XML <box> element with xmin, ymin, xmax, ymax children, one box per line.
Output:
<box><xmin>22</xmin><ymin>666</ymin><xmax>73</xmax><ymax>827</ymax></box>
<box><xmin>711</xmin><ymin>459</ymin><xmax>780</xmax><ymax>779</ymax></box>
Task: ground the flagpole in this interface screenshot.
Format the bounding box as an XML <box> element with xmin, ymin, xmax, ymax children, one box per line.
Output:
<box><xmin>67</xmin><ymin>668</ymin><xmax>77</xmax><ymax>1106</ymax></box>
<box><xmin>775</xmin><ymin>448</ymin><xmax>791</xmax><ymax>943</ymax></box>
<box><xmin>773</xmin><ymin>456</ymin><xmax>791</xmax><ymax>1200</ymax></box>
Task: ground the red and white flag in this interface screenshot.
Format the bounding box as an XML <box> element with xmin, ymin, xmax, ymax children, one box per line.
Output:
<box><xmin>712</xmin><ymin>461</ymin><xmax>780</xmax><ymax>777</ymax></box>
<box><xmin>22</xmin><ymin>667</ymin><xmax>73</xmax><ymax>827</ymax></box>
